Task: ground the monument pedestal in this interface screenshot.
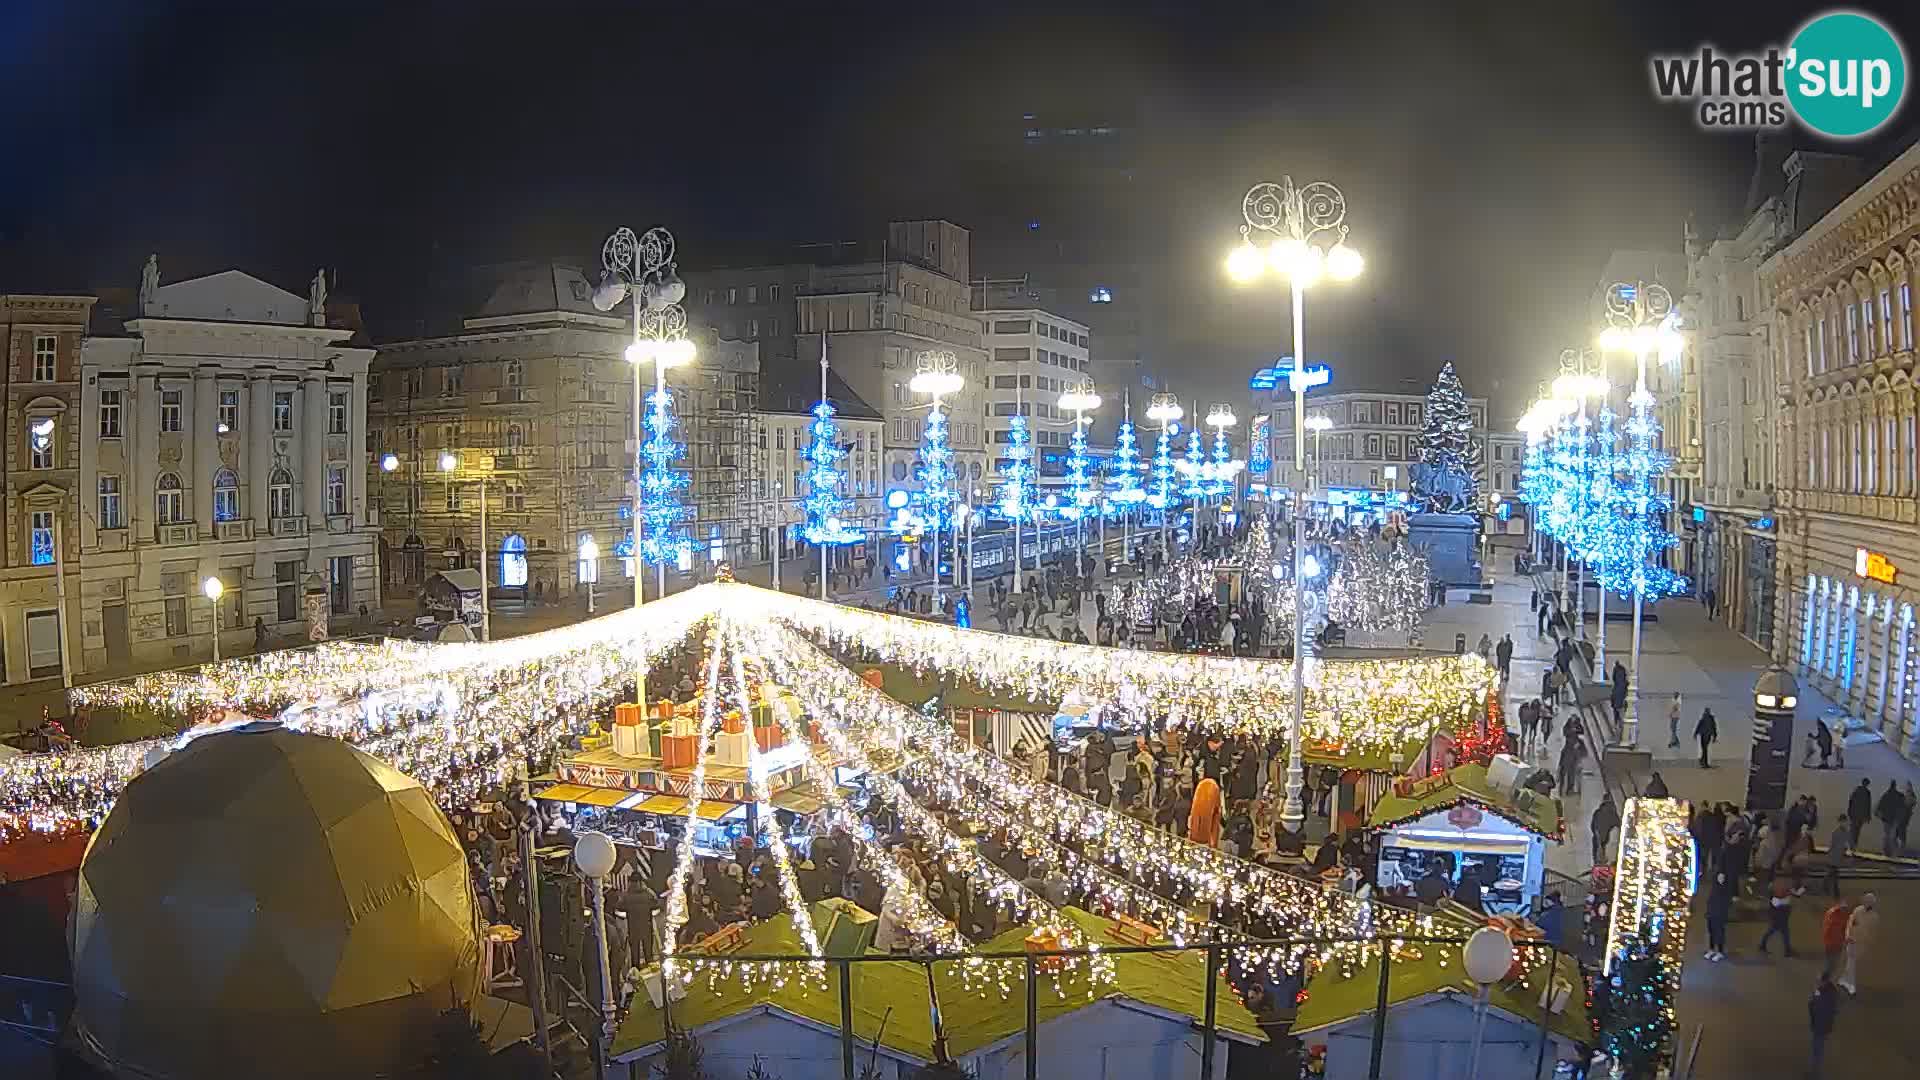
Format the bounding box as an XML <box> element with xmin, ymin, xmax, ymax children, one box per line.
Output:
<box><xmin>1407</xmin><ymin>513</ymin><xmax>1481</xmax><ymax>586</ymax></box>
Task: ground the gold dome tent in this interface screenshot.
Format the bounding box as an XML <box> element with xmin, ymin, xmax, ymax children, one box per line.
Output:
<box><xmin>70</xmin><ymin>722</ymin><xmax>481</xmax><ymax>1079</ymax></box>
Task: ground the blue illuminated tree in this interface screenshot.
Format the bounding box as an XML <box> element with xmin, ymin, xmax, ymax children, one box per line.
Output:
<box><xmin>1108</xmin><ymin>417</ymin><xmax>1147</xmax><ymax>512</ymax></box>
<box><xmin>800</xmin><ymin>400</ymin><xmax>863</xmax><ymax>545</ymax></box>
<box><xmin>996</xmin><ymin>414</ymin><xmax>1035</xmax><ymax>524</ymax></box>
<box><xmin>1180</xmin><ymin>428</ymin><xmax>1207</xmax><ymax>502</ymax></box>
<box><xmin>1063</xmin><ymin>418</ymin><xmax>1094</xmax><ymax>519</ymax></box>
<box><xmin>1148</xmin><ymin>425</ymin><xmax>1177</xmax><ymax>516</ymax></box>
<box><xmin>916</xmin><ymin>400</ymin><xmax>958</xmax><ymax>531</ymax></box>
<box><xmin>640</xmin><ymin>387</ymin><xmax>692</xmax><ymax>566</ymax></box>
<box><xmin>1206</xmin><ymin>424</ymin><xmax>1235</xmax><ymax>498</ymax></box>
<box><xmin>1600</xmin><ymin>386</ymin><xmax>1687</xmax><ymax>599</ymax></box>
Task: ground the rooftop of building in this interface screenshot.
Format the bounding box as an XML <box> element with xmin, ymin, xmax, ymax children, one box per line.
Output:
<box><xmin>757</xmin><ymin>359</ymin><xmax>882</xmax><ymax>422</ymax></box>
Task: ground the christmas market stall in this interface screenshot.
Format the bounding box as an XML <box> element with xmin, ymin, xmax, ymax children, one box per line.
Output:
<box><xmin>1367</xmin><ymin>760</ymin><xmax>1563</xmax><ymax>914</ymax></box>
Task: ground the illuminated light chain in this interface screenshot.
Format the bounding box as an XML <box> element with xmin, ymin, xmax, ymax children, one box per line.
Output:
<box><xmin>1113</xmin><ymin>514</ymin><xmax>1282</xmax><ymax>630</ymax></box>
<box><xmin>739</xmin><ymin>622</ymin><xmax>1113</xmax><ymax>994</ymax></box>
<box><xmin>1148</xmin><ymin>425</ymin><xmax>1177</xmax><ymax>513</ymax></box>
<box><xmin>731</xmin><ymin>651</ymin><xmax>1015</xmax><ymax>998</ymax></box>
<box><xmin>3</xmin><ymin>594</ymin><xmax>713</xmax><ymax>839</ymax></box>
<box><xmin>1179</xmin><ymin>427</ymin><xmax>1207</xmax><ymax>500</ymax></box>
<box><xmin>1205</xmin><ymin>424</ymin><xmax>1236</xmax><ymax>498</ymax></box>
<box><xmin>726</xmin><ymin>639</ymin><xmax>827</xmax><ymax>991</ymax></box>
<box><xmin>996</xmin><ymin>414</ymin><xmax>1035</xmax><ymax>524</ymax></box>
<box><xmin>1324</xmin><ymin>535</ymin><xmax>1432</xmax><ymax>638</ymax></box>
<box><xmin>916</xmin><ymin>400</ymin><xmax>958</xmax><ymax>531</ymax></box>
<box><xmin>1061</xmin><ymin>416</ymin><xmax>1093</xmax><ymax>520</ymax></box>
<box><xmin>660</xmin><ymin>626</ymin><xmax>729</xmax><ymax>982</ymax></box>
<box><xmin>741</xmin><ymin>619</ymin><xmax>1423</xmax><ymax>978</ymax></box>
<box><xmin>726</xmin><ymin>583</ymin><xmax>1493</xmax><ymax>747</ymax></box>
<box><xmin>1107</xmin><ymin>418</ymin><xmax>1146</xmax><ymax>509</ymax></box>
<box><xmin>1600</xmin><ymin>797</ymin><xmax>1694</xmax><ymax>1069</ymax></box>
<box><xmin>1600</xmin><ymin>388</ymin><xmax>1687</xmax><ymax>600</ymax></box>
<box><xmin>640</xmin><ymin>386</ymin><xmax>693</xmax><ymax>566</ymax></box>
<box><xmin>800</xmin><ymin>399</ymin><xmax>863</xmax><ymax>546</ymax></box>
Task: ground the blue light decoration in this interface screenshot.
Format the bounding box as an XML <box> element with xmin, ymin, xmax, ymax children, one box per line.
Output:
<box><xmin>1577</xmin><ymin>401</ymin><xmax>1625</xmax><ymax>577</ymax></box>
<box><xmin>1248</xmin><ymin>415</ymin><xmax>1272</xmax><ymax>477</ymax></box>
<box><xmin>1206</xmin><ymin>424</ymin><xmax>1234</xmax><ymax>498</ymax></box>
<box><xmin>915</xmin><ymin>400</ymin><xmax>958</xmax><ymax>531</ymax></box>
<box><xmin>639</xmin><ymin>387</ymin><xmax>692</xmax><ymax>566</ymax></box>
<box><xmin>1108</xmin><ymin>417</ymin><xmax>1147</xmax><ymax>510</ymax></box>
<box><xmin>996</xmin><ymin>413</ymin><xmax>1035</xmax><ymax>524</ymax></box>
<box><xmin>799</xmin><ymin>400</ymin><xmax>863</xmax><ymax>545</ymax></box>
<box><xmin>1180</xmin><ymin>427</ymin><xmax>1207</xmax><ymax>501</ymax></box>
<box><xmin>614</xmin><ymin>532</ymin><xmax>636</xmax><ymax>578</ymax></box>
<box><xmin>1599</xmin><ymin>386</ymin><xmax>1688</xmax><ymax>600</ymax></box>
<box><xmin>1061</xmin><ymin>417</ymin><xmax>1094</xmax><ymax>519</ymax></box>
<box><xmin>1148</xmin><ymin>423</ymin><xmax>1178</xmax><ymax>515</ymax></box>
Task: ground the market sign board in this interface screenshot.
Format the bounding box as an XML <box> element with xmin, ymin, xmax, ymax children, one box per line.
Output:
<box><xmin>1855</xmin><ymin>547</ymin><xmax>1898</xmax><ymax>585</ymax></box>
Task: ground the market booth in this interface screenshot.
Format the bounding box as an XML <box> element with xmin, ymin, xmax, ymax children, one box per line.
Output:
<box><xmin>1367</xmin><ymin>759</ymin><xmax>1561</xmax><ymax>914</ymax></box>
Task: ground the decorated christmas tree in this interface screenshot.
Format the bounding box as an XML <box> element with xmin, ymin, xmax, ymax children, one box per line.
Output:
<box><xmin>800</xmin><ymin>400</ymin><xmax>863</xmax><ymax>546</ymax></box>
<box><xmin>915</xmin><ymin>401</ymin><xmax>958</xmax><ymax>531</ymax></box>
<box><xmin>1598</xmin><ymin>948</ymin><xmax>1673</xmax><ymax>1080</ymax></box>
<box><xmin>640</xmin><ymin>387</ymin><xmax>693</xmax><ymax>567</ymax></box>
<box><xmin>1147</xmin><ymin>425</ymin><xmax>1177</xmax><ymax>515</ymax></box>
<box><xmin>1108</xmin><ymin>417</ymin><xmax>1147</xmax><ymax>510</ymax></box>
<box><xmin>1413</xmin><ymin>362</ymin><xmax>1482</xmax><ymax>512</ymax></box>
<box><xmin>1064</xmin><ymin>417</ymin><xmax>1094</xmax><ymax>519</ymax></box>
<box><xmin>1180</xmin><ymin>428</ymin><xmax>1207</xmax><ymax>501</ymax></box>
<box><xmin>996</xmin><ymin>414</ymin><xmax>1035</xmax><ymax>524</ymax></box>
<box><xmin>1602</xmin><ymin>384</ymin><xmax>1687</xmax><ymax>600</ymax></box>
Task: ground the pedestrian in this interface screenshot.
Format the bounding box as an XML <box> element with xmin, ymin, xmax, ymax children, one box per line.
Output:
<box><xmin>1644</xmin><ymin>771</ymin><xmax>1669</xmax><ymax>799</ymax></box>
<box><xmin>1694</xmin><ymin>707</ymin><xmax>1718</xmax><ymax>769</ymax></box>
<box><xmin>1536</xmin><ymin>601</ymin><xmax>1548</xmax><ymax>637</ymax></box>
<box><xmin>1558</xmin><ymin>731</ymin><xmax>1586</xmax><ymax>797</ymax></box>
<box><xmin>1757</xmin><ymin>877</ymin><xmax>1796</xmax><ymax>957</ymax></box>
<box><xmin>1820</xmin><ymin>894</ymin><xmax>1855</xmax><ymax>979</ymax></box>
<box><xmin>1847</xmin><ymin>779</ymin><xmax>1872</xmax><ymax>851</ymax></box>
<box><xmin>1667</xmin><ymin>692</ymin><xmax>1683</xmax><ymax>749</ymax></box>
<box><xmin>1826</xmin><ymin>815</ymin><xmax>1850</xmax><ymax>899</ymax></box>
<box><xmin>1814</xmin><ymin>717</ymin><xmax>1834</xmax><ymax>769</ymax></box>
<box><xmin>1590</xmin><ymin>794</ymin><xmax>1620</xmax><ymax>867</ymax></box>
<box><xmin>1875</xmin><ymin>780</ymin><xmax>1904</xmax><ymax>856</ymax></box>
<box><xmin>1495</xmin><ymin>634</ymin><xmax>1513</xmax><ymax>678</ymax></box>
<box><xmin>1840</xmin><ymin>892</ymin><xmax>1877</xmax><ymax>995</ymax></box>
<box><xmin>1540</xmin><ymin>668</ymin><xmax>1556</xmax><ymax>708</ymax></box>
<box><xmin>1475</xmin><ymin>633</ymin><xmax>1492</xmax><ymax>661</ymax></box>
<box><xmin>1806</xmin><ymin>972</ymin><xmax>1841</xmax><ymax>1078</ymax></box>
<box><xmin>1703</xmin><ymin>865</ymin><xmax>1733</xmax><ymax>960</ymax></box>
<box><xmin>1609</xmin><ymin>661</ymin><xmax>1628</xmax><ymax>726</ymax></box>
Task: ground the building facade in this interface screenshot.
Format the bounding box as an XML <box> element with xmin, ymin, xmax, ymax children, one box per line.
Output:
<box><xmin>368</xmin><ymin>263</ymin><xmax>765</xmax><ymax>600</ymax></box>
<box><xmin>1761</xmin><ymin>138</ymin><xmax>1920</xmax><ymax>758</ymax></box>
<box><xmin>1266</xmin><ymin>388</ymin><xmax>1489</xmax><ymax>496</ymax></box>
<box><xmin>2</xmin><ymin>293</ymin><xmax>92</xmax><ymax>686</ymax></box>
<box><xmin>77</xmin><ymin>268</ymin><xmax>378</xmax><ymax>672</ymax></box>
<box><xmin>977</xmin><ymin>307</ymin><xmax>1093</xmax><ymax>498</ymax></box>
<box><xmin>752</xmin><ymin>366</ymin><xmax>885</xmax><ymax>574</ymax></box>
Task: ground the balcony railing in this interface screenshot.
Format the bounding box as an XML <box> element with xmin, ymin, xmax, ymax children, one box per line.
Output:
<box><xmin>215</xmin><ymin>520</ymin><xmax>255</xmax><ymax>542</ymax></box>
<box><xmin>155</xmin><ymin>523</ymin><xmax>196</xmax><ymax>547</ymax></box>
<box><xmin>269</xmin><ymin>515</ymin><xmax>309</xmax><ymax>537</ymax></box>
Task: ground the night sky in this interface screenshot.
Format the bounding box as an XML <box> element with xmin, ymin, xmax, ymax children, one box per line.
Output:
<box><xmin>3</xmin><ymin>0</ymin><xmax>1915</xmax><ymax>416</ymax></box>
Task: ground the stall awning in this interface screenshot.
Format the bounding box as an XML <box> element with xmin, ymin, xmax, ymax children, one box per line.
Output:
<box><xmin>770</xmin><ymin>790</ymin><xmax>822</xmax><ymax>814</ymax></box>
<box><xmin>573</xmin><ymin>787</ymin><xmax>632</xmax><ymax>808</ymax></box>
<box><xmin>634</xmin><ymin>794</ymin><xmax>738</xmax><ymax>821</ymax></box>
<box><xmin>534</xmin><ymin>783</ymin><xmax>597</xmax><ymax>804</ymax></box>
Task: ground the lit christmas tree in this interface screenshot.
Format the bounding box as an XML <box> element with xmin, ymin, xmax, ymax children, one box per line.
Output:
<box><xmin>639</xmin><ymin>387</ymin><xmax>692</xmax><ymax>566</ymax></box>
<box><xmin>1148</xmin><ymin>424</ymin><xmax>1177</xmax><ymax>516</ymax></box>
<box><xmin>1606</xmin><ymin>384</ymin><xmax>1687</xmax><ymax>600</ymax></box>
<box><xmin>1063</xmin><ymin>416</ymin><xmax>1094</xmax><ymax>520</ymax></box>
<box><xmin>1180</xmin><ymin>428</ymin><xmax>1207</xmax><ymax>501</ymax></box>
<box><xmin>995</xmin><ymin>414</ymin><xmax>1034</xmax><ymax>525</ymax></box>
<box><xmin>1598</xmin><ymin>949</ymin><xmax>1673</xmax><ymax>1079</ymax></box>
<box><xmin>1581</xmin><ymin>400</ymin><xmax>1629</xmax><ymax>587</ymax></box>
<box><xmin>1108</xmin><ymin>415</ymin><xmax>1147</xmax><ymax>510</ymax></box>
<box><xmin>916</xmin><ymin>401</ymin><xmax>958</xmax><ymax>531</ymax></box>
<box><xmin>800</xmin><ymin>400</ymin><xmax>863</xmax><ymax>546</ymax></box>
<box><xmin>1414</xmin><ymin>362</ymin><xmax>1482</xmax><ymax>511</ymax></box>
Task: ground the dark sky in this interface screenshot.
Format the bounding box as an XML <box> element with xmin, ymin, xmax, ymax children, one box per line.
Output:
<box><xmin>3</xmin><ymin>0</ymin><xmax>1915</xmax><ymax>416</ymax></box>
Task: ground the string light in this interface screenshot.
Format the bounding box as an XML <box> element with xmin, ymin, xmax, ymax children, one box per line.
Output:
<box><xmin>800</xmin><ymin>400</ymin><xmax>863</xmax><ymax>546</ymax></box>
<box><xmin>640</xmin><ymin>387</ymin><xmax>693</xmax><ymax>566</ymax></box>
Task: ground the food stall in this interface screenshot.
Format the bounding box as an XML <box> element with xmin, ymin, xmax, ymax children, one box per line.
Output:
<box><xmin>1366</xmin><ymin>760</ymin><xmax>1562</xmax><ymax>914</ymax></box>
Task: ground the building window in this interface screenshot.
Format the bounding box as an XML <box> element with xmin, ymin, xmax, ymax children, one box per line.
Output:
<box><xmin>446</xmin><ymin>483</ymin><xmax>462</xmax><ymax>512</ymax></box>
<box><xmin>506</xmin><ymin>423</ymin><xmax>525</xmax><ymax>449</ymax></box>
<box><xmin>99</xmin><ymin>389</ymin><xmax>122</xmax><ymax>438</ymax></box>
<box><xmin>29</xmin><ymin>510</ymin><xmax>54</xmax><ymax>565</ymax></box>
<box><xmin>98</xmin><ymin>476</ymin><xmax>122</xmax><ymax>529</ymax></box>
<box><xmin>155</xmin><ymin>472</ymin><xmax>185</xmax><ymax>524</ymax></box>
<box><xmin>505</xmin><ymin>360</ymin><xmax>524</xmax><ymax>388</ymax></box>
<box><xmin>28</xmin><ymin>416</ymin><xmax>56</xmax><ymax>469</ymax></box>
<box><xmin>31</xmin><ymin>335</ymin><xmax>56</xmax><ymax>382</ymax></box>
<box><xmin>443</xmin><ymin>366</ymin><xmax>464</xmax><ymax>396</ymax></box>
<box><xmin>160</xmin><ymin>388</ymin><xmax>183</xmax><ymax>432</ymax></box>
<box><xmin>330</xmin><ymin>555</ymin><xmax>352</xmax><ymax>615</ymax></box>
<box><xmin>1847</xmin><ymin>304</ymin><xmax>1860</xmax><ymax>362</ymax></box>
<box><xmin>276</xmin><ymin>560</ymin><xmax>301</xmax><ymax>622</ymax></box>
<box><xmin>213</xmin><ymin>469</ymin><xmax>239</xmax><ymax>522</ymax></box>
<box><xmin>747</xmin><ymin>285</ymin><xmax>759</xmax><ymax>303</ymax></box>
<box><xmin>218</xmin><ymin>389</ymin><xmax>239</xmax><ymax>433</ymax></box>
<box><xmin>273</xmin><ymin>391</ymin><xmax>293</xmax><ymax>431</ymax></box>
<box><xmin>324</xmin><ymin>466</ymin><xmax>346</xmax><ymax>515</ymax></box>
<box><xmin>769</xmin><ymin>284</ymin><xmax>781</xmax><ymax>302</ymax></box>
<box><xmin>1815</xmin><ymin>316</ymin><xmax>1828</xmax><ymax>371</ymax></box>
<box><xmin>504</xmin><ymin>482</ymin><xmax>526</xmax><ymax>511</ymax></box>
<box><xmin>328</xmin><ymin>391</ymin><xmax>349</xmax><ymax>434</ymax></box>
<box><xmin>1901</xmin><ymin>284</ymin><xmax>1914</xmax><ymax>351</ymax></box>
<box><xmin>727</xmin><ymin>287</ymin><xmax>738</xmax><ymax>304</ymax></box>
<box><xmin>25</xmin><ymin>610</ymin><xmax>61</xmax><ymax>678</ymax></box>
<box><xmin>269</xmin><ymin>467</ymin><xmax>294</xmax><ymax>519</ymax></box>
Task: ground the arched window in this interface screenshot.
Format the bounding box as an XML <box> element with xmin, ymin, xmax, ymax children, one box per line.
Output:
<box><xmin>269</xmin><ymin>467</ymin><xmax>294</xmax><ymax>520</ymax></box>
<box><xmin>504</xmin><ymin>360</ymin><xmax>524</xmax><ymax>388</ymax></box>
<box><xmin>506</xmin><ymin>423</ymin><xmax>525</xmax><ymax>449</ymax></box>
<box><xmin>213</xmin><ymin>468</ymin><xmax>239</xmax><ymax>522</ymax></box>
<box><xmin>499</xmin><ymin>533</ymin><xmax>528</xmax><ymax>587</ymax></box>
<box><xmin>155</xmin><ymin>472</ymin><xmax>184</xmax><ymax>524</ymax></box>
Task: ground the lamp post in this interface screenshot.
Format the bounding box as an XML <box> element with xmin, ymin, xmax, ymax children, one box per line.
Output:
<box><xmin>1227</xmin><ymin>177</ymin><xmax>1363</xmax><ymax>832</ymax></box>
<box><xmin>202</xmin><ymin>576</ymin><xmax>225</xmax><ymax>663</ymax></box>
<box><xmin>1598</xmin><ymin>280</ymin><xmax>1684</xmax><ymax>747</ymax></box>
<box><xmin>1204</xmin><ymin>403</ymin><xmax>1239</xmax><ymax>534</ymax></box>
<box><xmin>1058</xmin><ymin>381</ymin><xmax>1102</xmax><ymax>577</ymax></box>
<box><xmin>772</xmin><ymin>481</ymin><xmax>783</xmax><ymax>592</ymax></box>
<box><xmin>1464</xmin><ymin>926</ymin><xmax>1517</xmax><ymax>1080</ymax></box>
<box><xmin>573</xmin><ymin>831</ymin><xmax>619</xmax><ymax>1080</ymax></box>
<box><xmin>596</xmin><ymin>225</ymin><xmax>695</xmax><ymax>700</ymax></box>
<box><xmin>1304</xmin><ymin>414</ymin><xmax>1332</xmax><ymax>493</ymax></box>
<box><xmin>1146</xmin><ymin>394</ymin><xmax>1183</xmax><ymax>559</ymax></box>
<box><xmin>439</xmin><ymin>452</ymin><xmax>490</xmax><ymax>642</ymax></box>
<box><xmin>911</xmin><ymin>349</ymin><xmax>964</xmax><ymax>606</ymax></box>
<box><xmin>967</xmin><ymin>488</ymin><xmax>981</xmax><ymax>592</ymax></box>
<box><xmin>579</xmin><ymin>537</ymin><xmax>599</xmax><ymax>614</ymax></box>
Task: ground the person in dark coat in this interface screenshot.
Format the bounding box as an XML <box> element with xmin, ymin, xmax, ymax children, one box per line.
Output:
<box><xmin>1814</xmin><ymin>717</ymin><xmax>1834</xmax><ymax>768</ymax></box>
<box><xmin>1452</xmin><ymin>868</ymin><xmax>1485</xmax><ymax>913</ymax></box>
<box><xmin>1609</xmin><ymin>661</ymin><xmax>1629</xmax><ymax>725</ymax></box>
<box><xmin>1644</xmin><ymin>772</ymin><xmax>1670</xmax><ymax>799</ymax></box>
<box><xmin>1591</xmin><ymin>794</ymin><xmax>1622</xmax><ymax>866</ymax></box>
<box><xmin>1877</xmin><ymin>780</ymin><xmax>1907</xmax><ymax>856</ymax></box>
<box><xmin>1847</xmin><ymin>779</ymin><xmax>1873</xmax><ymax>850</ymax></box>
<box><xmin>1808</xmin><ymin>973</ymin><xmax>1840</xmax><ymax>1076</ymax></box>
<box><xmin>1694</xmin><ymin>708</ymin><xmax>1718</xmax><ymax>768</ymax></box>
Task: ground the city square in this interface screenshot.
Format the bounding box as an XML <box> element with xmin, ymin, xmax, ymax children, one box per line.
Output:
<box><xmin>3</xmin><ymin>4</ymin><xmax>1920</xmax><ymax>1080</ymax></box>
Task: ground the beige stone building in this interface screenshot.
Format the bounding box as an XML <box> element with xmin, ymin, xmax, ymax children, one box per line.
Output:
<box><xmin>1761</xmin><ymin>139</ymin><xmax>1920</xmax><ymax>758</ymax></box>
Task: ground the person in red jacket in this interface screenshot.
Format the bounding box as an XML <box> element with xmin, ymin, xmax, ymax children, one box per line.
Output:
<box><xmin>1820</xmin><ymin>896</ymin><xmax>1855</xmax><ymax>979</ymax></box>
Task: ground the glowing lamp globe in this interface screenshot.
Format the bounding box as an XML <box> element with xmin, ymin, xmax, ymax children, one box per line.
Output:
<box><xmin>625</xmin><ymin>340</ymin><xmax>654</xmax><ymax>366</ymax></box>
<box><xmin>1463</xmin><ymin>926</ymin><xmax>1517</xmax><ymax>985</ymax></box>
<box><xmin>70</xmin><ymin>724</ymin><xmax>481</xmax><ymax>1079</ymax></box>
<box><xmin>1325</xmin><ymin>242</ymin><xmax>1364</xmax><ymax>281</ymax></box>
<box><xmin>909</xmin><ymin>370</ymin><xmax>963</xmax><ymax>397</ymax></box>
<box><xmin>1226</xmin><ymin>242</ymin><xmax>1265</xmax><ymax>283</ymax></box>
<box><xmin>660</xmin><ymin>338</ymin><xmax>698</xmax><ymax>369</ymax></box>
<box><xmin>574</xmin><ymin>831</ymin><xmax>618</xmax><ymax>878</ymax></box>
<box><xmin>379</xmin><ymin>453</ymin><xmax>399</xmax><ymax>473</ymax></box>
<box><xmin>438</xmin><ymin>452</ymin><xmax>458</xmax><ymax>472</ymax></box>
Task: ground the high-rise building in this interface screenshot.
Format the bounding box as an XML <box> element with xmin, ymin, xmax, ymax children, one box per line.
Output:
<box><xmin>977</xmin><ymin>307</ymin><xmax>1093</xmax><ymax>497</ymax></box>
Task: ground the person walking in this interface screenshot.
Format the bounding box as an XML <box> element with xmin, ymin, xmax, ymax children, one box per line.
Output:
<box><xmin>1757</xmin><ymin>877</ymin><xmax>1796</xmax><ymax>957</ymax></box>
<box><xmin>1898</xmin><ymin>781</ymin><xmax>1916</xmax><ymax>853</ymax></box>
<box><xmin>1667</xmin><ymin>692</ymin><xmax>1683</xmax><ymax>749</ymax></box>
<box><xmin>1694</xmin><ymin>707</ymin><xmax>1718</xmax><ymax>768</ymax></box>
<box><xmin>1808</xmin><ymin>973</ymin><xmax>1841</xmax><ymax>1078</ymax></box>
<box><xmin>1814</xmin><ymin>717</ymin><xmax>1834</xmax><ymax>769</ymax></box>
<box><xmin>1876</xmin><ymin>780</ymin><xmax>1904</xmax><ymax>856</ymax></box>
<box><xmin>1495</xmin><ymin>634</ymin><xmax>1513</xmax><ymax>680</ymax></box>
<box><xmin>1847</xmin><ymin>779</ymin><xmax>1872</xmax><ymax>851</ymax></box>
<box><xmin>1609</xmin><ymin>661</ymin><xmax>1629</xmax><ymax>727</ymax></box>
<box><xmin>1703</xmin><ymin>864</ymin><xmax>1733</xmax><ymax>961</ymax></box>
<box><xmin>1820</xmin><ymin>895</ymin><xmax>1855</xmax><ymax>979</ymax></box>
<box><xmin>1590</xmin><ymin>794</ymin><xmax>1621</xmax><ymax>867</ymax></box>
<box><xmin>1558</xmin><ymin>728</ymin><xmax>1587</xmax><ymax>796</ymax></box>
<box><xmin>1840</xmin><ymin>892</ymin><xmax>1877</xmax><ymax>995</ymax></box>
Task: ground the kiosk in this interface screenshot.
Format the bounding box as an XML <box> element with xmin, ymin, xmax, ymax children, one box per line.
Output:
<box><xmin>1367</xmin><ymin>761</ymin><xmax>1561</xmax><ymax>914</ymax></box>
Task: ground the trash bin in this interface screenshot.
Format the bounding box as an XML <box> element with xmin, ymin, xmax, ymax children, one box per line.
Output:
<box><xmin>1454</xmin><ymin>633</ymin><xmax>1467</xmax><ymax>655</ymax></box>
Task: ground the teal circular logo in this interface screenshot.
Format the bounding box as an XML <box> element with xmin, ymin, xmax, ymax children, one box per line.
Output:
<box><xmin>1787</xmin><ymin>11</ymin><xmax>1907</xmax><ymax>138</ymax></box>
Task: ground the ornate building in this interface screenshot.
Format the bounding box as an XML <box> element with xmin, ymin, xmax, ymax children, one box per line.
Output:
<box><xmin>1762</xmin><ymin>139</ymin><xmax>1920</xmax><ymax>758</ymax></box>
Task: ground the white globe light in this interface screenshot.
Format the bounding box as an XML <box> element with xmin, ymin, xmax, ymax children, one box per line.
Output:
<box><xmin>1226</xmin><ymin>243</ymin><xmax>1266</xmax><ymax>283</ymax></box>
<box><xmin>1301</xmin><ymin>553</ymin><xmax>1321</xmax><ymax>578</ymax></box>
<box><xmin>380</xmin><ymin>453</ymin><xmax>399</xmax><ymax>472</ymax></box>
<box><xmin>201</xmin><ymin>576</ymin><xmax>224</xmax><ymax>601</ymax></box>
<box><xmin>573</xmin><ymin>831</ymin><xmax>617</xmax><ymax>878</ymax></box>
<box><xmin>624</xmin><ymin>341</ymin><xmax>652</xmax><ymax>366</ymax></box>
<box><xmin>1325</xmin><ymin>243</ymin><xmax>1364</xmax><ymax>281</ymax></box>
<box><xmin>662</xmin><ymin>338</ymin><xmax>698</xmax><ymax>369</ymax></box>
<box><xmin>1292</xmin><ymin>244</ymin><xmax>1325</xmax><ymax>287</ymax></box>
<box><xmin>438</xmin><ymin>452</ymin><xmax>458</xmax><ymax>472</ymax></box>
<box><xmin>1463</xmin><ymin>926</ymin><xmax>1516</xmax><ymax>985</ymax></box>
<box><xmin>579</xmin><ymin>538</ymin><xmax>599</xmax><ymax>560</ymax></box>
<box><xmin>1265</xmin><ymin>237</ymin><xmax>1306</xmax><ymax>276</ymax></box>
